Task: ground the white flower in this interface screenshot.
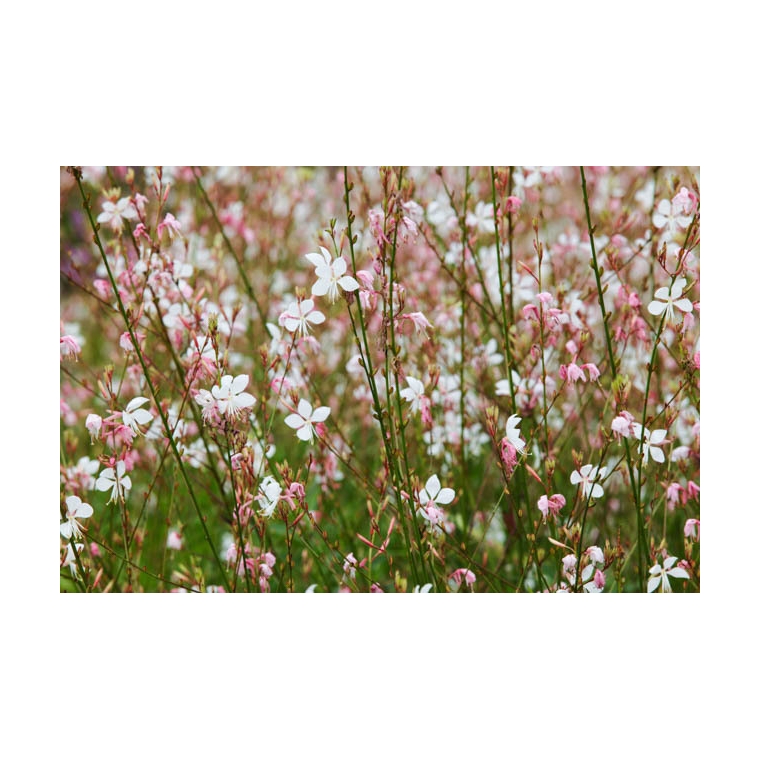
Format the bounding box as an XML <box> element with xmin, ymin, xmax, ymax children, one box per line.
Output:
<box><xmin>97</xmin><ymin>196</ymin><xmax>138</xmax><ymax>232</ymax></box>
<box><xmin>505</xmin><ymin>414</ymin><xmax>525</xmax><ymax>453</ymax></box>
<box><xmin>647</xmin><ymin>277</ymin><xmax>693</xmax><ymax>323</ymax></box>
<box><xmin>284</xmin><ymin>399</ymin><xmax>331</xmax><ymax>442</ymax></box>
<box><xmin>570</xmin><ymin>464</ymin><xmax>607</xmax><ymax>499</ymax></box>
<box><xmin>62</xmin><ymin>542</ymin><xmax>85</xmax><ymax>579</ymax></box>
<box><xmin>413</xmin><ymin>583</ymin><xmax>433</xmax><ymax>593</ymax></box>
<box><xmin>418</xmin><ymin>474</ymin><xmax>456</xmax><ymax>508</ymax></box>
<box><xmin>121</xmin><ymin>396</ymin><xmax>153</xmax><ymax>434</ymax></box>
<box><xmin>211</xmin><ymin>374</ymin><xmax>256</xmax><ymax>419</ymax></box>
<box><xmin>166</xmin><ymin>529</ymin><xmax>183</xmax><ymax>550</ymax></box>
<box><xmin>632</xmin><ymin>423</ymin><xmax>667</xmax><ymax>465</ymax></box>
<box><xmin>85</xmin><ymin>413</ymin><xmax>103</xmax><ymax>442</ymax></box>
<box><xmin>305</xmin><ymin>247</ymin><xmax>360</xmax><ymax>303</ymax></box>
<box><xmin>281</xmin><ymin>298</ymin><xmax>326</xmax><ymax>337</ymax></box>
<box><xmin>400</xmin><ymin>377</ymin><xmax>425</xmax><ymax>413</ymax></box>
<box><xmin>60</xmin><ymin>495</ymin><xmax>94</xmax><ymax>540</ymax></box>
<box><xmin>95</xmin><ymin>460</ymin><xmax>132</xmax><ymax>504</ymax></box>
<box><xmin>256</xmin><ymin>475</ymin><xmax>282</xmax><ymax>518</ymax></box>
<box><xmin>652</xmin><ymin>199</ymin><xmax>690</xmax><ymax>241</ymax></box>
<box><xmin>648</xmin><ymin>556</ymin><xmax>689</xmax><ymax>593</ymax></box>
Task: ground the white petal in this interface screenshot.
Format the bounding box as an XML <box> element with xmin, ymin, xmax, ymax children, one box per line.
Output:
<box><xmin>436</xmin><ymin>487</ymin><xmax>455</xmax><ymax>505</ymax></box>
<box><xmin>667</xmin><ymin>567</ymin><xmax>690</xmax><ymax>580</ymax></box>
<box><xmin>305</xmin><ymin>252</ymin><xmax>327</xmax><ymax>268</ymax></box>
<box><xmin>311</xmin><ymin>278</ymin><xmax>329</xmax><ymax>297</ymax></box>
<box><xmin>126</xmin><ymin>396</ymin><xmax>150</xmax><ymax>413</ymax></box>
<box><xmin>591</xmin><ymin>483</ymin><xmax>604</xmax><ymax>498</ymax></box>
<box><xmin>332</xmin><ymin>257</ymin><xmax>347</xmax><ymax>276</ymax></box>
<box><xmin>338</xmin><ymin>275</ymin><xmax>360</xmax><ymax>292</ymax></box>
<box><xmin>307</xmin><ymin>310</ymin><xmax>325</xmax><ymax>325</ymax></box>
<box><xmin>284</xmin><ymin>413</ymin><xmax>304</xmax><ymax>429</ymax></box>
<box><xmin>234</xmin><ymin>392</ymin><xmax>255</xmax><ymax>409</ymax></box>
<box><xmin>674</xmin><ymin>298</ymin><xmax>693</xmax><ymax>313</ymax></box>
<box><xmin>570</xmin><ymin>471</ymin><xmax>581</xmax><ymax>485</ymax></box>
<box><xmin>647</xmin><ymin>576</ymin><xmax>661</xmax><ymax>593</ymax></box>
<box><xmin>60</xmin><ymin>522</ymin><xmax>73</xmax><ymax>539</ymax></box>
<box><xmin>283</xmin><ymin>316</ymin><xmax>301</xmax><ymax>332</ymax></box>
<box><xmin>647</xmin><ymin>300</ymin><xmax>666</xmax><ymax>316</ymax></box>
<box><xmin>297</xmin><ymin>399</ymin><xmax>312</xmax><ymax>418</ymax></box>
<box><xmin>296</xmin><ymin>425</ymin><xmax>313</xmax><ymax>441</ymax></box>
<box><xmin>425</xmin><ymin>475</ymin><xmax>441</xmax><ymax>498</ymax></box>
<box><xmin>310</xmin><ymin>406</ymin><xmax>330</xmax><ymax>423</ymax></box>
<box><xmin>131</xmin><ymin>408</ymin><xmax>153</xmax><ymax>425</ymax></box>
<box><xmin>650</xmin><ymin>447</ymin><xmax>665</xmax><ymax>463</ymax></box>
<box><xmin>231</xmin><ymin>375</ymin><xmax>249</xmax><ymax>394</ymax></box>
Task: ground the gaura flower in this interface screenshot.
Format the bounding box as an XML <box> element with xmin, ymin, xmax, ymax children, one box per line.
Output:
<box><xmin>648</xmin><ymin>556</ymin><xmax>689</xmax><ymax>593</ymax></box>
<box><xmin>305</xmin><ymin>246</ymin><xmax>360</xmax><ymax>303</ymax></box>
<box><xmin>121</xmin><ymin>397</ymin><xmax>153</xmax><ymax>435</ymax></box>
<box><xmin>60</xmin><ymin>495</ymin><xmax>94</xmax><ymax>540</ymax></box>
<box><xmin>211</xmin><ymin>375</ymin><xmax>256</xmax><ymax>419</ymax></box>
<box><xmin>284</xmin><ymin>399</ymin><xmax>331</xmax><ymax>443</ymax></box>
<box><xmin>95</xmin><ymin>460</ymin><xmax>132</xmax><ymax>504</ymax></box>
<box><xmin>281</xmin><ymin>299</ymin><xmax>325</xmax><ymax>337</ymax></box>
<box><xmin>647</xmin><ymin>277</ymin><xmax>693</xmax><ymax>323</ymax></box>
<box><xmin>570</xmin><ymin>464</ymin><xmax>607</xmax><ymax>499</ymax></box>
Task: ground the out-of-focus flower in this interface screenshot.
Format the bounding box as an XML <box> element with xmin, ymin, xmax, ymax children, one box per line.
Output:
<box><xmin>60</xmin><ymin>335</ymin><xmax>81</xmax><ymax>360</ymax></box>
<box><xmin>85</xmin><ymin>414</ymin><xmax>102</xmax><ymax>442</ymax></box>
<box><xmin>62</xmin><ymin>542</ymin><xmax>85</xmax><ymax>579</ymax></box>
<box><xmin>400</xmin><ymin>377</ymin><xmax>426</xmax><ymax>413</ymax></box>
<box><xmin>537</xmin><ymin>493</ymin><xmax>566</xmax><ymax>520</ymax></box>
<box><xmin>505</xmin><ymin>414</ymin><xmax>525</xmax><ymax>452</ymax></box>
<box><xmin>97</xmin><ymin>196</ymin><xmax>138</xmax><ymax>233</ymax></box>
<box><xmin>684</xmin><ymin>519</ymin><xmax>700</xmax><ymax>541</ymax></box>
<box><xmin>448</xmin><ymin>568</ymin><xmax>476</xmax><ymax>591</ymax></box>
<box><xmin>166</xmin><ymin>529</ymin><xmax>183</xmax><ymax>550</ymax></box>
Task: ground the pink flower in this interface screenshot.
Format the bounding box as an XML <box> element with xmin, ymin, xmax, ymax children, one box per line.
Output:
<box><xmin>582</xmin><ymin>363</ymin><xmax>600</xmax><ymax>382</ymax></box>
<box><xmin>611</xmin><ymin>411</ymin><xmax>636</xmax><ymax>439</ymax></box>
<box><xmin>505</xmin><ymin>196</ymin><xmax>522</xmax><ymax>213</ymax></box>
<box><xmin>563</xmin><ymin>363</ymin><xmax>586</xmax><ymax>383</ymax></box>
<box><xmin>448</xmin><ymin>568</ymin><xmax>476</xmax><ymax>590</ymax></box>
<box><xmin>60</xmin><ymin>335</ymin><xmax>81</xmax><ymax>360</ymax></box>
<box><xmin>537</xmin><ymin>493</ymin><xmax>566</xmax><ymax>520</ymax></box>
<box><xmin>684</xmin><ymin>518</ymin><xmax>700</xmax><ymax>541</ymax></box>
<box><xmin>157</xmin><ymin>213</ymin><xmax>182</xmax><ymax>240</ymax></box>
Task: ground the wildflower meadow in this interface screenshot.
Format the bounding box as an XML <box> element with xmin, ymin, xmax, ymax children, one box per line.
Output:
<box><xmin>60</xmin><ymin>166</ymin><xmax>700</xmax><ymax>594</ymax></box>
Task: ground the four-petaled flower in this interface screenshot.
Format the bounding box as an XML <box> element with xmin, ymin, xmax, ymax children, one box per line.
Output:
<box><xmin>400</xmin><ymin>377</ymin><xmax>425</xmax><ymax>413</ymax></box>
<box><xmin>647</xmin><ymin>277</ymin><xmax>693</xmax><ymax>323</ymax></box>
<box><xmin>416</xmin><ymin>474</ymin><xmax>455</xmax><ymax>538</ymax></box>
<box><xmin>60</xmin><ymin>495</ymin><xmax>94</xmax><ymax>540</ymax></box>
<box><xmin>284</xmin><ymin>399</ymin><xmax>331</xmax><ymax>442</ymax></box>
<box><xmin>632</xmin><ymin>423</ymin><xmax>667</xmax><ymax>465</ymax></box>
<box><xmin>647</xmin><ymin>555</ymin><xmax>690</xmax><ymax>593</ymax></box>
<box><xmin>97</xmin><ymin>196</ymin><xmax>138</xmax><ymax>233</ymax></box>
<box><xmin>212</xmin><ymin>374</ymin><xmax>256</xmax><ymax>419</ymax></box>
<box><xmin>570</xmin><ymin>464</ymin><xmax>607</xmax><ymax>499</ymax></box>
<box><xmin>305</xmin><ymin>246</ymin><xmax>360</xmax><ymax>303</ymax></box>
<box><xmin>95</xmin><ymin>460</ymin><xmax>132</xmax><ymax>504</ymax></box>
<box><xmin>121</xmin><ymin>396</ymin><xmax>153</xmax><ymax>435</ymax></box>
<box><xmin>281</xmin><ymin>298</ymin><xmax>326</xmax><ymax>337</ymax></box>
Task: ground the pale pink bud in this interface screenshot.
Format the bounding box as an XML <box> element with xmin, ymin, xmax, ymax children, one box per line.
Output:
<box><xmin>505</xmin><ymin>196</ymin><xmax>522</xmax><ymax>213</ymax></box>
<box><xmin>86</xmin><ymin>413</ymin><xmax>103</xmax><ymax>441</ymax></box>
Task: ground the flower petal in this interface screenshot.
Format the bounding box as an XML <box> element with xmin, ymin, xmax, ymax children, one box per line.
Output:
<box><xmin>284</xmin><ymin>414</ymin><xmax>304</xmax><ymax>429</ymax></box>
<box><xmin>436</xmin><ymin>487</ymin><xmax>455</xmax><ymax>505</ymax></box>
<box><xmin>338</xmin><ymin>275</ymin><xmax>360</xmax><ymax>292</ymax></box>
<box><xmin>310</xmin><ymin>406</ymin><xmax>330</xmax><ymax>423</ymax></box>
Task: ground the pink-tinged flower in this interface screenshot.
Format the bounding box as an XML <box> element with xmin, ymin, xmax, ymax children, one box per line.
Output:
<box><xmin>60</xmin><ymin>495</ymin><xmax>94</xmax><ymax>540</ymax></box>
<box><xmin>405</xmin><ymin>311</ymin><xmax>433</xmax><ymax>336</ymax></box>
<box><xmin>582</xmin><ymin>363</ymin><xmax>600</xmax><ymax>382</ymax></box>
<box><xmin>60</xmin><ymin>335</ymin><xmax>81</xmax><ymax>360</ymax></box>
<box><xmin>448</xmin><ymin>568</ymin><xmax>476</xmax><ymax>590</ymax></box>
<box><xmin>157</xmin><ymin>212</ymin><xmax>182</xmax><ymax>240</ymax></box>
<box><xmin>537</xmin><ymin>493</ymin><xmax>566</xmax><ymax>520</ymax></box>
<box><xmin>119</xmin><ymin>331</ymin><xmax>145</xmax><ymax>353</ymax></box>
<box><xmin>284</xmin><ymin>399</ymin><xmax>331</xmax><ymax>443</ymax></box>
<box><xmin>648</xmin><ymin>555</ymin><xmax>690</xmax><ymax>593</ymax></box>
<box><xmin>95</xmin><ymin>460</ymin><xmax>132</xmax><ymax>504</ymax></box>
<box><xmin>505</xmin><ymin>414</ymin><xmax>525</xmax><ymax>453</ymax></box>
<box><xmin>505</xmin><ymin>196</ymin><xmax>522</xmax><ymax>213</ymax></box>
<box><xmin>211</xmin><ymin>374</ymin><xmax>256</xmax><ymax>419</ymax></box>
<box><xmin>121</xmin><ymin>396</ymin><xmax>154</xmax><ymax>435</ymax></box>
<box><xmin>632</xmin><ymin>423</ymin><xmax>667</xmax><ymax>465</ymax></box>
<box><xmin>562</xmin><ymin>554</ymin><xmax>577</xmax><ymax>581</ymax></box>
<box><xmin>400</xmin><ymin>377</ymin><xmax>426</xmax><ymax>413</ymax></box>
<box><xmin>370</xmin><ymin>583</ymin><xmax>385</xmax><ymax>593</ymax></box>
<box><xmin>647</xmin><ymin>277</ymin><xmax>693</xmax><ymax>323</ymax></box>
<box><xmin>611</xmin><ymin>411</ymin><xmax>636</xmax><ymax>439</ymax></box>
<box><xmin>562</xmin><ymin>362</ymin><xmax>587</xmax><ymax>383</ymax></box>
<box><xmin>585</xmin><ymin>545</ymin><xmax>604</xmax><ymax>565</ymax></box>
<box><xmin>653</xmin><ymin>198</ymin><xmax>691</xmax><ymax>240</ymax></box>
<box><xmin>570</xmin><ymin>464</ymin><xmax>607</xmax><ymax>499</ymax></box>
<box><xmin>85</xmin><ymin>414</ymin><xmax>102</xmax><ymax>442</ymax></box>
<box><xmin>671</xmin><ymin>187</ymin><xmax>698</xmax><ymax>216</ymax></box>
<box><xmin>416</xmin><ymin>474</ymin><xmax>455</xmax><ymax>538</ymax></box>
<box><xmin>684</xmin><ymin>518</ymin><xmax>700</xmax><ymax>541</ymax></box>
<box><xmin>305</xmin><ymin>247</ymin><xmax>359</xmax><ymax>303</ymax></box>
<box><xmin>96</xmin><ymin>196</ymin><xmax>138</xmax><ymax>233</ymax></box>
<box><xmin>342</xmin><ymin>552</ymin><xmax>358</xmax><ymax>581</ymax></box>
<box><xmin>281</xmin><ymin>298</ymin><xmax>325</xmax><ymax>337</ymax></box>
<box><xmin>194</xmin><ymin>388</ymin><xmax>218</xmax><ymax>423</ymax></box>
<box><xmin>499</xmin><ymin>439</ymin><xmax>518</xmax><ymax>479</ymax></box>
<box><xmin>166</xmin><ymin>529</ymin><xmax>183</xmax><ymax>550</ymax></box>
<box><xmin>583</xmin><ymin>567</ymin><xmax>606</xmax><ymax>593</ymax></box>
